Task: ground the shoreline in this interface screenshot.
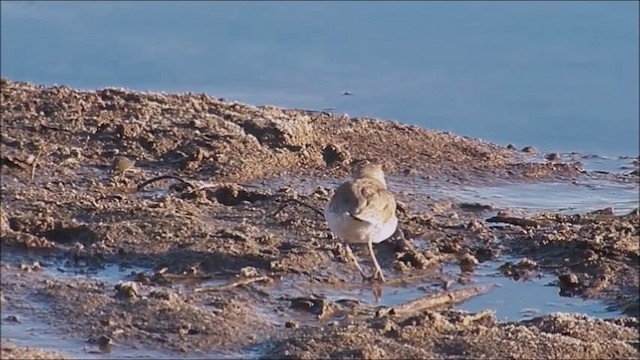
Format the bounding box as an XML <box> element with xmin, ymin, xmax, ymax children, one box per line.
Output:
<box><xmin>4</xmin><ymin>78</ymin><xmax>638</xmax><ymax>159</ymax></box>
<box><xmin>1</xmin><ymin>78</ymin><xmax>638</xmax><ymax>359</ymax></box>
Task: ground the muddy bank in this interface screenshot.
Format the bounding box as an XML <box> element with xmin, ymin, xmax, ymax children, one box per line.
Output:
<box><xmin>0</xmin><ymin>78</ymin><xmax>598</xmax><ymax>187</ymax></box>
<box><xmin>1</xmin><ymin>79</ymin><xmax>638</xmax><ymax>359</ymax></box>
<box><xmin>265</xmin><ymin>311</ymin><xmax>639</xmax><ymax>359</ymax></box>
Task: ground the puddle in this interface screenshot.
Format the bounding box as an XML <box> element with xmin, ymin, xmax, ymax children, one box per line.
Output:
<box><xmin>264</xmin><ymin>259</ymin><xmax>624</xmax><ymax>323</ymax></box>
<box><xmin>1</xmin><ymin>315</ymin><xmax>189</xmax><ymax>359</ymax></box>
<box><xmin>0</xmin><ymin>250</ymin><xmax>150</xmax><ymax>285</ymax></box>
<box><xmin>0</xmin><ymin>250</ymin><xmax>262</xmax><ymax>359</ymax></box>
<box><xmin>0</xmin><ymin>315</ymin><xmax>251</xmax><ymax>359</ymax></box>
<box><xmin>268</xmin><ymin>273</ymin><xmax>441</xmax><ymax>310</ymax></box>
<box><xmin>442</xmin><ymin>260</ymin><xmax>624</xmax><ymax>321</ymax></box>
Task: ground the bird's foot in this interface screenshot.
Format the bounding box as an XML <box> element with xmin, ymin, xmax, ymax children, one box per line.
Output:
<box><xmin>360</xmin><ymin>269</ymin><xmax>386</xmax><ymax>283</ymax></box>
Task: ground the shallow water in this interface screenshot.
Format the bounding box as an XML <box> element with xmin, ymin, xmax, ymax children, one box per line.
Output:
<box><xmin>1</xmin><ymin>2</ymin><xmax>638</xmax><ymax>156</ymax></box>
<box><xmin>393</xmin><ymin>177</ymin><xmax>639</xmax><ymax>215</ymax></box>
<box><xmin>445</xmin><ymin>260</ymin><xmax>623</xmax><ymax>321</ymax></box>
<box><xmin>0</xmin><ymin>245</ymin><xmax>627</xmax><ymax>358</ymax></box>
<box><xmin>264</xmin><ymin>258</ymin><xmax>624</xmax><ymax>323</ymax></box>
<box><xmin>2</xmin><ymin>315</ymin><xmax>200</xmax><ymax>360</ymax></box>
<box><xmin>0</xmin><ymin>252</ymin><xmax>259</xmax><ymax>359</ymax></box>
<box><xmin>258</xmin><ymin>161</ymin><xmax>639</xmax><ymax>216</ymax></box>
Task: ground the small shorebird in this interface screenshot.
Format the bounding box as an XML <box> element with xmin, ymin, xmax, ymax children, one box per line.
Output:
<box><xmin>324</xmin><ymin>161</ymin><xmax>398</xmax><ymax>282</ymax></box>
<box><xmin>112</xmin><ymin>156</ymin><xmax>135</xmax><ymax>176</ymax></box>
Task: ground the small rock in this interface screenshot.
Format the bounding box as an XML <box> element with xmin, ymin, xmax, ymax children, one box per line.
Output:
<box><xmin>239</xmin><ymin>266</ymin><xmax>259</xmax><ymax>278</ymax></box>
<box><xmin>506</xmin><ymin>144</ymin><xmax>517</xmax><ymax>150</ymax></box>
<box><xmin>69</xmin><ymin>147</ymin><xmax>82</xmax><ymax>158</ymax></box>
<box><xmin>588</xmin><ymin>207</ymin><xmax>615</xmax><ymax>216</ymax></box>
<box><xmin>395</xmin><ymin>201</ymin><xmax>409</xmax><ymax>215</ymax></box>
<box><xmin>459</xmin><ymin>253</ymin><xmax>479</xmax><ymax>272</ymax></box>
<box><xmin>312</xmin><ymin>187</ymin><xmax>329</xmax><ymax>197</ymax></box>
<box><xmin>496</xmin><ymin>210</ymin><xmax>512</xmax><ymax>218</ymax></box>
<box><xmin>116</xmin><ymin>123</ymin><xmax>141</xmax><ymax>139</ymax></box>
<box><xmin>467</xmin><ymin>219</ymin><xmax>485</xmax><ymax>232</ymax></box>
<box><xmin>183</xmin><ymin>266</ymin><xmax>198</xmax><ymax>275</ymax></box>
<box><xmin>402</xmin><ymin>168</ymin><xmax>418</xmax><ymax>176</ymax></box>
<box><xmin>114</xmin><ymin>281</ymin><xmax>138</xmax><ymax>300</ymax></box>
<box><xmin>545</xmin><ymin>153</ymin><xmax>561</xmax><ymax>161</ymax></box>
<box><xmin>5</xmin><ymin>315</ymin><xmax>20</xmax><ymax>323</ymax></box>
<box><xmin>285</xmin><ymin>321</ymin><xmax>298</xmax><ymax>329</ymax></box>
<box><xmin>459</xmin><ymin>202</ymin><xmax>493</xmax><ymax>212</ymax></box>
<box><xmin>521</xmin><ymin>146</ymin><xmax>537</xmax><ymax>154</ymax></box>
<box><xmin>517</xmin><ymin>257</ymin><xmax>538</xmax><ymax>270</ymax></box>
<box><xmin>19</xmin><ymin>262</ymin><xmax>42</xmax><ymax>272</ymax></box>
<box><xmin>559</xmin><ymin>273</ymin><xmax>580</xmax><ymax>288</ymax></box>
<box><xmin>96</xmin><ymin>335</ymin><xmax>113</xmax><ymax>352</ymax></box>
<box><xmin>322</xmin><ymin>144</ymin><xmax>350</xmax><ymax>167</ymax></box>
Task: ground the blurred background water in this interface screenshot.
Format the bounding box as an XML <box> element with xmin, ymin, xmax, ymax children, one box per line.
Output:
<box><xmin>1</xmin><ymin>1</ymin><xmax>638</xmax><ymax>156</ymax></box>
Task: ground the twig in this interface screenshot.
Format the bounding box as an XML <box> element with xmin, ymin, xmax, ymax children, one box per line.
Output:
<box><xmin>29</xmin><ymin>150</ymin><xmax>43</xmax><ymax>184</ymax></box>
<box><xmin>136</xmin><ymin>175</ymin><xmax>197</xmax><ymax>192</ymax></box>
<box><xmin>376</xmin><ymin>285</ymin><xmax>492</xmax><ymax>317</ymax></box>
<box><xmin>194</xmin><ymin>276</ymin><xmax>271</xmax><ymax>293</ymax></box>
<box><xmin>538</xmin><ymin>259</ymin><xmax>586</xmax><ymax>269</ymax></box>
<box><xmin>485</xmin><ymin>216</ymin><xmax>540</xmax><ymax>228</ymax></box>
<box><xmin>273</xmin><ymin>198</ymin><xmax>324</xmax><ymax>218</ymax></box>
<box><xmin>39</xmin><ymin>124</ymin><xmax>72</xmax><ymax>133</ymax></box>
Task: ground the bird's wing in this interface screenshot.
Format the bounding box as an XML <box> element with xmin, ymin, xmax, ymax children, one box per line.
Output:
<box><xmin>349</xmin><ymin>179</ymin><xmax>396</xmax><ymax>225</ymax></box>
<box><xmin>328</xmin><ymin>181</ymin><xmax>360</xmax><ymax>214</ymax></box>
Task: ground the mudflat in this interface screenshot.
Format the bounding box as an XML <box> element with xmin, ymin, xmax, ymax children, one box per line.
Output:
<box><xmin>1</xmin><ymin>79</ymin><xmax>638</xmax><ymax>359</ymax></box>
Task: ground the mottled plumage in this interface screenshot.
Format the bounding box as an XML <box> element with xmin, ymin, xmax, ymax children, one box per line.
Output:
<box><xmin>324</xmin><ymin>162</ymin><xmax>398</xmax><ymax>282</ymax></box>
<box><xmin>112</xmin><ymin>156</ymin><xmax>135</xmax><ymax>175</ymax></box>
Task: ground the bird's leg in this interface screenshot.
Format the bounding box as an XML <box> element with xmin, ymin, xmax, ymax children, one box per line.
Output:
<box><xmin>367</xmin><ymin>241</ymin><xmax>386</xmax><ymax>283</ymax></box>
<box><xmin>344</xmin><ymin>244</ymin><xmax>368</xmax><ymax>279</ymax></box>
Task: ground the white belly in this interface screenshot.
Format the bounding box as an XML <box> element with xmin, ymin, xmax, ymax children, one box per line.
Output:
<box><xmin>324</xmin><ymin>204</ymin><xmax>398</xmax><ymax>244</ymax></box>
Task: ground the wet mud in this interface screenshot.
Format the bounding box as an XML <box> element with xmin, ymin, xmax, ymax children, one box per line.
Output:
<box><xmin>1</xmin><ymin>79</ymin><xmax>638</xmax><ymax>359</ymax></box>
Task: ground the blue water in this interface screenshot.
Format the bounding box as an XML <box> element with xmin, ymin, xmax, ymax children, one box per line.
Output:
<box><xmin>1</xmin><ymin>1</ymin><xmax>638</xmax><ymax>156</ymax></box>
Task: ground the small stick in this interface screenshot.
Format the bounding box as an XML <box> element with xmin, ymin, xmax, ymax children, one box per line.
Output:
<box><xmin>538</xmin><ymin>259</ymin><xmax>585</xmax><ymax>269</ymax></box>
<box><xmin>194</xmin><ymin>276</ymin><xmax>271</xmax><ymax>293</ymax></box>
<box><xmin>29</xmin><ymin>150</ymin><xmax>43</xmax><ymax>184</ymax></box>
<box><xmin>376</xmin><ymin>285</ymin><xmax>492</xmax><ymax>317</ymax></box>
<box><xmin>485</xmin><ymin>216</ymin><xmax>540</xmax><ymax>228</ymax></box>
<box><xmin>380</xmin><ymin>272</ymin><xmax>442</xmax><ymax>287</ymax></box>
<box><xmin>273</xmin><ymin>198</ymin><xmax>324</xmax><ymax>217</ymax></box>
<box><xmin>136</xmin><ymin>175</ymin><xmax>197</xmax><ymax>192</ymax></box>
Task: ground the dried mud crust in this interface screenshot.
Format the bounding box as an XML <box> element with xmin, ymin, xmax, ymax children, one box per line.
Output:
<box><xmin>264</xmin><ymin>311</ymin><xmax>639</xmax><ymax>359</ymax></box>
<box><xmin>0</xmin><ymin>78</ymin><xmax>590</xmax><ymax>186</ymax></box>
